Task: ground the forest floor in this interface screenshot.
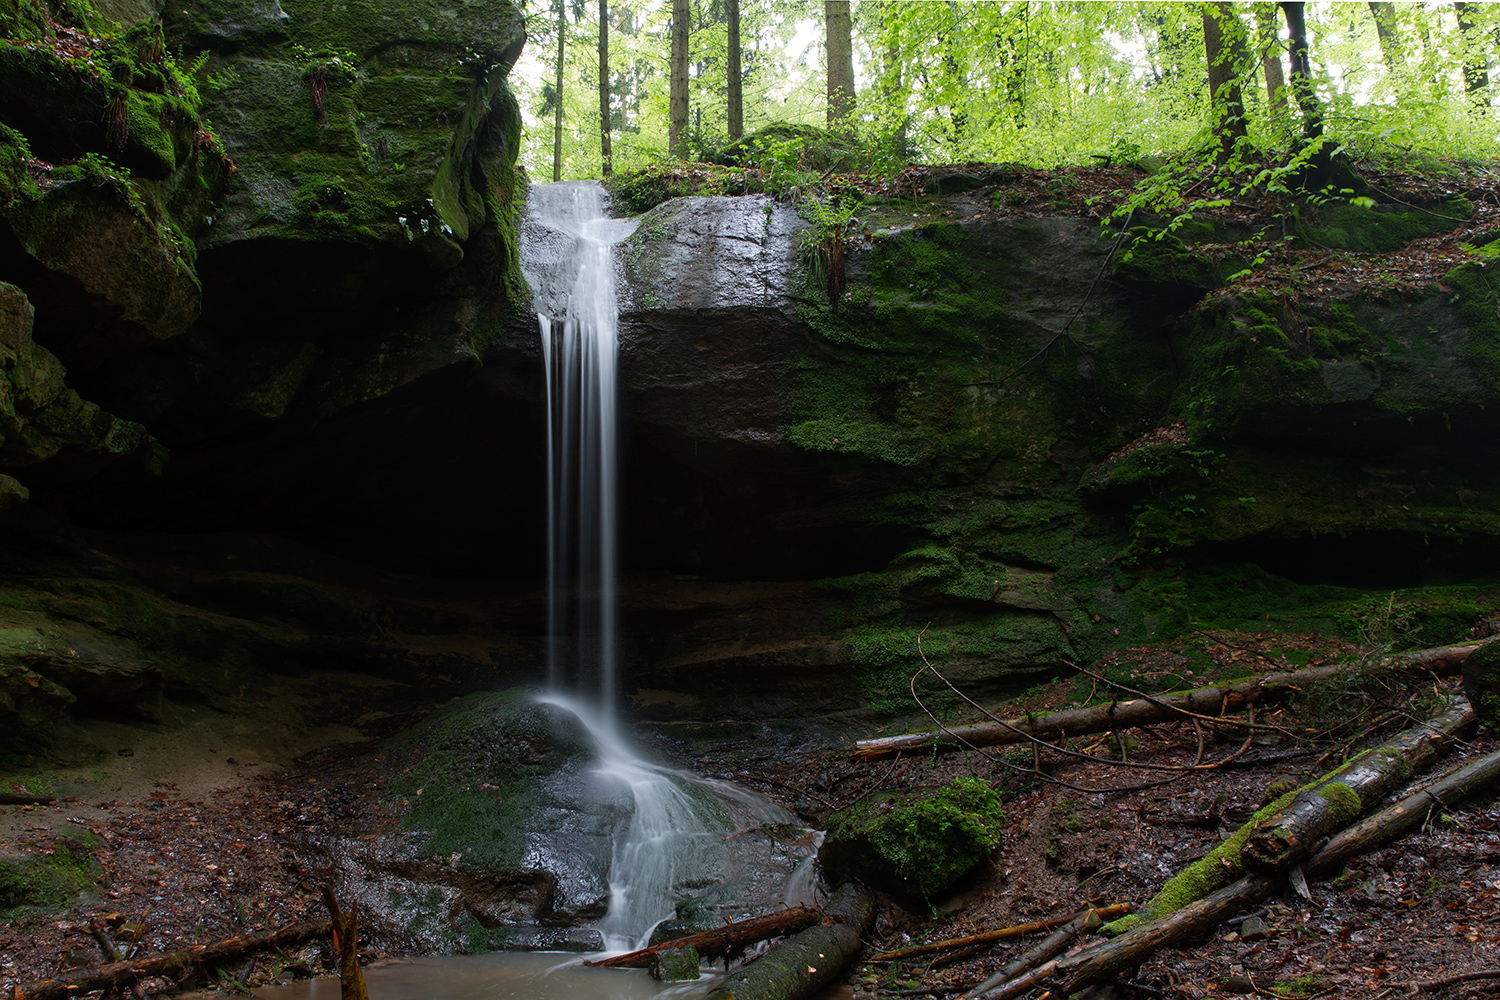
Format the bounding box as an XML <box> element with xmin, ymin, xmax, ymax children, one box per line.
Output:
<box><xmin>3</xmin><ymin>631</ymin><xmax>1498</xmax><ymax>1000</ymax></box>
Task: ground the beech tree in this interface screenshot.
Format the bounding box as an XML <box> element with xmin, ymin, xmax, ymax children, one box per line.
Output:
<box><xmin>669</xmin><ymin>0</ymin><xmax>690</xmax><ymax>156</ymax></box>
<box><xmin>1202</xmin><ymin>2</ymin><xmax>1249</xmax><ymax>161</ymax></box>
<box><xmin>598</xmin><ymin>0</ymin><xmax>611</xmax><ymax>175</ymax></box>
<box><xmin>726</xmin><ymin>0</ymin><xmax>743</xmax><ymax>141</ymax></box>
<box><xmin>552</xmin><ymin>0</ymin><xmax>567</xmax><ymax>182</ymax></box>
<box><xmin>825</xmin><ymin>0</ymin><xmax>854</xmax><ymax>130</ymax></box>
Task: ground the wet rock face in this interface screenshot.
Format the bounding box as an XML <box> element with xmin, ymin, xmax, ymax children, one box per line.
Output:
<box><xmin>310</xmin><ymin>690</ymin><xmax>624</xmax><ymax>952</ymax></box>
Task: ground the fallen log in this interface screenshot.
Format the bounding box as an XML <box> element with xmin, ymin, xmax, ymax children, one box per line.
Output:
<box><xmin>960</xmin><ymin>907</ymin><xmax>1104</xmax><ymax>1000</ymax></box>
<box><xmin>851</xmin><ymin>643</ymin><xmax>1481</xmax><ymax>763</ymax></box>
<box><xmin>12</xmin><ymin>920</ymin><xmax>332</xmax><ymax>1000</ymax></box>
<box><xmin>585</xmin><ymin>904</ymin><xmax>820</xmax><ymax>969</ymax></box>
<box><xmin>0</xmin><ymin>794</ymin><xmax>56</xmax><ymax>805</ymax></box>
<box><xmin>1107</xmin><ymin>699</ymin><xmax>1474</xmax><ymax>934</ymax></box>
<box><xmin>869</xmin><ymin>903</ymin><xmax>1130</xmax><ymax>962</ymax></box>
<box><xmin>1039</xmin><ymin>742</ymin><xmax>1500</xmax><ymax>996</ymax></box>
<box><xmin>703</xmin><ymin>882</ymin><xmax>875</xmax><ymax>1000</ymax></box>
<box><xmin>1241</xmin><ymin>699</ymin><xmax>1474</xmax><ymax>867</ymax></box>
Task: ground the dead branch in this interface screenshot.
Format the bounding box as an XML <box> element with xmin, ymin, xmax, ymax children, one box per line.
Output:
<box><xmin>0</xmin><ymin>794</ymin><xmax>56</xmax><ymax>805</ymax></box>
<box><xmin>322</xmin><ymin>886</ymin><xmax>368</xmax><ymax>1000</ymax></box>
<box><xmin>960</xmin><ymin>908</ymin><xmax>1106</xmax><ymax>1000</ymax></box>
<box><xmin>586</xmin><ymin>904</ymin><xmax>820</xmax><ymax>968</ymax></box>
<box><xmin>852</xmin><ymin>643</ymin><xmax>1480</xmax><ymax>762</ymax></box>
<box><xmin>869</xmin><ymin>904</ymin><xmax>1129</xmax><ymax>963</ymax></box>
<box><xmin>1037</xmin><ymin>742</ymin><xmax>1500</xmax><ymax>996</ymax></box>
<box><xmin>12</xmin><ymin>920</ymin><xmax>332</xmax><ymax>1000</ymax></box>
<box><xmin>1411</xmin><ymin>969</ymin><xmax>1500</xmax><ymax>992</ymax></box>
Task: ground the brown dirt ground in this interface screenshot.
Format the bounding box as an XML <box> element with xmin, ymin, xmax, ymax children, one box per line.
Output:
<box><xmin>3</xmin><ymin>640</ymin><xmax>1498</xmax><ymax>1000</ymax></box>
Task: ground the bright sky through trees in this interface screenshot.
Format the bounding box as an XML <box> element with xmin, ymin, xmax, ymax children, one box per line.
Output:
<box><xmin>509</xmin><ymin>1</ymin><xmax>1500</xmax><ymax>182</ymax></box>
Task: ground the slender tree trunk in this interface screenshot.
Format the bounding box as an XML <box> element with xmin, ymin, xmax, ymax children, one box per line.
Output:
<box><xmin>726</xmin><ymin>0</ymin><xmax>743</xmax><ymax>140</ymax></box>
<box><xmin>1202</xmin><ymin>2</ymin><xmax>1249</xmax><ymax>161</ymax></box>
<box><xmin>1367</xmin><ymin>2</ymin><xmax>1403</xmax><ymax>71</ymax></box>
<box><xmin>1255</xmin><ymin>4</ymin><xmax>1286</xmax><ymax>110</ymax></box>
<box><xmin>552</xmin><ymin>0</ymin><xmax>566</xmax><ymax>182</ymax></box>
<box><xmin>1279</xmin><ymin>1</ymin><xmax>1326</xmax><ymax>151</ymax></box>
<box><xmin>825</xmin><ymin>0</ymin><xmax>855</xmax><ymax>131</ymax></box>
<box><xmin>598</xmin><ymin>0</ymin><xmax>611</xmax><ymax>176</ymax></box>
<box><xmin>669</xmin><ymin>0</ymin><xmax>690</xmax><ymax>156</ymax></box>
<box><xmin>1454</xmin><ymin>2</ymin><xmax>1492</xmax><ymax>110</ymax></box>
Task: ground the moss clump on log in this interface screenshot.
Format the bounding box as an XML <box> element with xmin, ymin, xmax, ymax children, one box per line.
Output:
<box><xmin>1462</xmin><ymin>641</ymin><xmax>1500</xmax><ymax>728</ymax></box>
<box><xmin>818</xmin><ymin>777</ymin><xmax>1002</xmax><ymax>897</ymax></box>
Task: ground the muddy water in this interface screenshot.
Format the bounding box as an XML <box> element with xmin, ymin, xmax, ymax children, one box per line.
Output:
<box><xmin>252</xmin><ymin>953</ymin><xmax>718</xmax><ymax>1000</ymax></box>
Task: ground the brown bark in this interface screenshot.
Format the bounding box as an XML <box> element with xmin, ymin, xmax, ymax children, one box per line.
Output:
<box><xmin>322</xmin><ymin>886</ymin><xmax>369</xmax><ymax>1000</ymax></box>
<box><xmin>1256</xmin><ymin>4</ymin><xmax>1287</xmax><ymax>113</ymax></box>
<box><xmin>870</xmin><ymin>903</ymin><xmax>1129</xmax><ymax>962</ymax></box>
<box><xmin>669</xmin><ymin>0</ymin><xmax>690</xmax><ymax>156</ymax></box>
<box><xmin>726</xmin><ymin>0</ymin><xmax>742</xmax><ymax>141</ymax></box>
<box><xmin>0</xmin><ymin>793</ymin><xmax>56</xmax><ymax>805</ymax></box>
<box><xmin>850</xmin><ymin>643</ymin><xmax>1481</xmax><ymax>762</ymax></box>
<box><xmin>1241</xmin><ymin>699</ymin><xmax>1475</xmax><ymax>867</ymax></box>
<box><xmin>1047</xmin><ymin>742</ymin><xmax>1500</xmax><ymax>995</ymax></box>
<box><xmin>13</xmin><ymin>921</ymin><xmax>332</xmax><ymax>1000</ymax></box>
<box><xmin>824</xmin><ymin>0</ymin><xmax>855</xmax><ymax>130</ymax></box>
<box><xmin>586</xmin><ymin>904</ymin><xmax>820</xmax><ymax>968</ymax></box>
<box><xmin>1202</xmin><ymin>2</ymin><xmax>1249</xmax><ymax>160</ymax></box>
<box><xmin>598</xmin><ymin>0</ymin><xmax>611</xmax><ymax>176</ymax></box>
<box><xmin>1367</xmin><ymin>2</ymin><xmax>1403</xmax><ymax>71</ymax></box>
<box><xmin>703</xmin><ymin>883</ymin><xmax>875</xmax><ymax>1000</ymax></box>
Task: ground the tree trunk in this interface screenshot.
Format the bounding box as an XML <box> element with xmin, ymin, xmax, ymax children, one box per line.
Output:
<box><xmin>1255</xmin><ymin>4</ymin><xmax>1287</xmax><ymax>112</ymax></box>
<box><xmin>598</xmin><ymin>0</ymin><xmax>611</xmax><ymax>176</ymax></box>
<box><xmin>959</xmin><ymin>908</ymin><xmax>1107</xmax><ymax>1000</ymax></box>
<box><xmin>323</xmin><ymin>886</ymin><xmax>369</xmax><ymax>1000</ymax></box>
<box><xmin>1112</xmin><ymin>699</ymin><xmax>1474</xmax><ymax>932</ymax></box>
<box><xmin>702</xmin><ymin>883</ymin><xmax>875</xmax><ymax>1000</ymax></box>
<box><xmin>870</xmin><ymin>904</ymin><xmax>1129</xmax><ymax>963</ymax></box>
<box><xmin>1241</xmin><ymin>699</ymin><xmax>1474</xmax><ymax>866</ymax></box>
<box><xmin>1202</xmin><ymin>2</ymin><xmax>1249</xmax><ymax>160</ymax></box>
<box><xmin>1047</xmin><ymin>742</ymin><xmax>1500</xmax><ymax>996</ymax></box>
<box><xmin>825</xmin><ymin>0</ymin><xmax>855</xmax><ymax>131</ymax></box>
<box><xmin>552</xmin><ymin>0</ymin><xmax>566</xmax><ymax>182</ymax></box>
<box><xmin>14</xmin><ymin>921</ymin><xmax>333</xmax><ymax>1000</ymax></box>
<box><xmin>586</xmin><ymin>904</ymin><xmax>820</xmax><ymax>968</ymax></box>
<box><xmin>850</xmin><ymin>643</ymin><xmax>1481</xmax><ymax>762</ymax></box>
<box><xmin>726</xmin><ymin>0</ymin><xmax>742</xmax><ymax>140</ymax></box>
<box><xmin>669</xmin><ymin>0</ymin><xmax>690</xmax><ymax>156</ymax></box>
<box><xmin>1367</xmin><ymin>2</ymin><xmax>1403</xmax><ymax>71</ymax></box>
<box><xmin>1454</xmin><ymin>3</ymin><xmax>1492</xmax><ymax>109</ymax></box>
<box><xmin>1280</xmin><ymin>0</ymin><xmax>1335</xmax><ymax>186</ymax></box>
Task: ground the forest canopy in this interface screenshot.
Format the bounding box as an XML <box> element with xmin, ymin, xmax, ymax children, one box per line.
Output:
<box><xmin>511</xmin><ymin>1</ymin><xmax>1500</xmax><ymax>180</ymax></box>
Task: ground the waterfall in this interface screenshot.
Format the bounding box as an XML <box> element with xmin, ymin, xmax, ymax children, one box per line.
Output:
<box><xmin>522</xmin><ymin>183</ymin><xmax>815</xmax><ymax>954</ymax></box>
<box><xmin>527</xmin><ymin>181</ymin><xmax>636</xmax><ymax>707</ymax></box>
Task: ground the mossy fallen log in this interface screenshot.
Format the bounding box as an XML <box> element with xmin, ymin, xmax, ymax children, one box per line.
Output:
<box><xmin>1104</xmin><ymin>698</ymin><xmax>1474</xmax><ymax>936</ymax></box>
<box><xmin>702</xmin><ymin>882</ymin><xmax>875</xmax><ymax>1000</ymax></box>
<box><xmin>585</xmin><ymin>905</ymin><xmax>820</xmax><ymax>968</ymax></box>
<box><xmin>851</xmin><ymin>643</ymin><xmax>1481</xmax><ymax>763</ymax></box>
<box><xmin>1048</xmin><ymin>742</ymin><xmax>1500</xmax><ymax>995</ymax></box>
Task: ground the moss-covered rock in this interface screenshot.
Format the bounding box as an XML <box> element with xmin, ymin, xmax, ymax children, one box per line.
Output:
<box><xmin>818</xmin><ymin>776</ymin><xmax>1003</xmax><ymax>897</ymax></box>
<box><xmin>1462</xmin><ymin>642</ymin><xmax>1500</xmax><ymax>728</ymax></box>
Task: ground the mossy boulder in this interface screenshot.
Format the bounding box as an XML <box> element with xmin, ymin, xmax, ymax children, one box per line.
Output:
<box><xmin>1462</xmin><ymin>642</ymin><xmax>1500</xmax><ymax>728</ymax></box>
<box><xmin>313</xmin><ymin>689</ymin><xmax>625</xmax><ymax>953</ymax></box>
<box><xmin>818</xmin><ymin>777</ymin><xmax>1003</xmax><ymax>897</ymax></box>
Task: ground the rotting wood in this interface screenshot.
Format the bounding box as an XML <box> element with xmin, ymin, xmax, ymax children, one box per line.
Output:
<box><xmin>0</xmin><ymin>793</ymin><xmax>56</xmax><ymax>805</ymax></box>
<box><xmin>322</xmin><ymin>886</ymin><xmax>369</xmax><ymax>1000</ymax></box>
<box><xmin>1034</xmin><ymin>743</ymin><xmax>1500</xmax><ymax>996</ymax></box>
<box><xmin>1110</xmin><ymin>699</ymin><xmax>1474</xmax><ymax>932</ymax></box>
<box><xmin>869</xmin><ymin>903</ymin><xmax>1129</xmax><ymax>962</ymax></box>
<box><xmin>1240</xmin><ymin>699</ymin><xmax>1474</xmax><ymax>867</ymax></box>
<box><xmin>12</xmin><ymin>920</ymin><xmax>332</xmax><ymax>1000</ymax></box>
<box><xmin>702</xmin><ymin>882</ymin><xmax>875</xmax><ymax>1000</ymax></box>
<box><xmin>586</xmin><ymin>904</ymin><xmax>820</xmax><ymax>968</ymax></box>
<box><xmin>851</xmin><ymin>643</ymin><xmax>1481</xmax><ymax>762</ymax></box>
<box><xmin>960</xmin><ymin>907</ymin><xmax>1104</xmax><ymax>1000</ymax></box>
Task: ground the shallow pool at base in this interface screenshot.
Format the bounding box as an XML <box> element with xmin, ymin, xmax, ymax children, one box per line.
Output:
<box><xmin>252</xmin><ymin>952</ymin><xmax>719</xmax><ymax>1000</ymax></box>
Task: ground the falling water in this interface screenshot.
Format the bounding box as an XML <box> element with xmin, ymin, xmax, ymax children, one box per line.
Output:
<box><xmin>527</xmin><ymin>181</ymin><xmax>636</xmax><ymax>707</ymax></box>
<box><xmin>523</xmin><ymin>183</ymin><xmax>816</xmax><ymax>954</ymax></box>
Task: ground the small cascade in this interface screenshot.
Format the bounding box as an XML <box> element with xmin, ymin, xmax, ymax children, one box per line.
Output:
<box><xmin>523</xmin><ymin>182</ymin><xmax>816</xmax><ymax>953</ymax></box>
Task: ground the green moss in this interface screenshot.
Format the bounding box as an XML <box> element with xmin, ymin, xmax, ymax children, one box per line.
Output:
<box><xmin>0</xmin><ymin>840</ymin><xmax>101</xmax><ymax>917</ymax></box>
<box><xmin>1300</xmin><ymin>198</ymin><xmax>1470</xmax><ymax>253</ymax></box>
<box><xmin>1314</xmin><ymin>781</ymin><xmax>1361</xmax><ymax>819</ymax></box>
<box><xmin>1112</xmin><ymin>229</ymin><xmax>1218</xmax><ymax>288</ymax></box>
<box><xmin>820</xmin><ymin>777</ymin><xmax>1003</xmax><ymax>897</ymax></box>
<box><xmin>381</xmin><ymin>689</ymin><xmax>593</xmax><ymax>871</ymax></box>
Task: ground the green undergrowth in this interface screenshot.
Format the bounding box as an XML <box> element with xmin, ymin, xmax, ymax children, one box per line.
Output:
<box><xmin>0</xmin><ymin>830</ymin><xmax>102</xmax><ymax>918</ymax></box>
